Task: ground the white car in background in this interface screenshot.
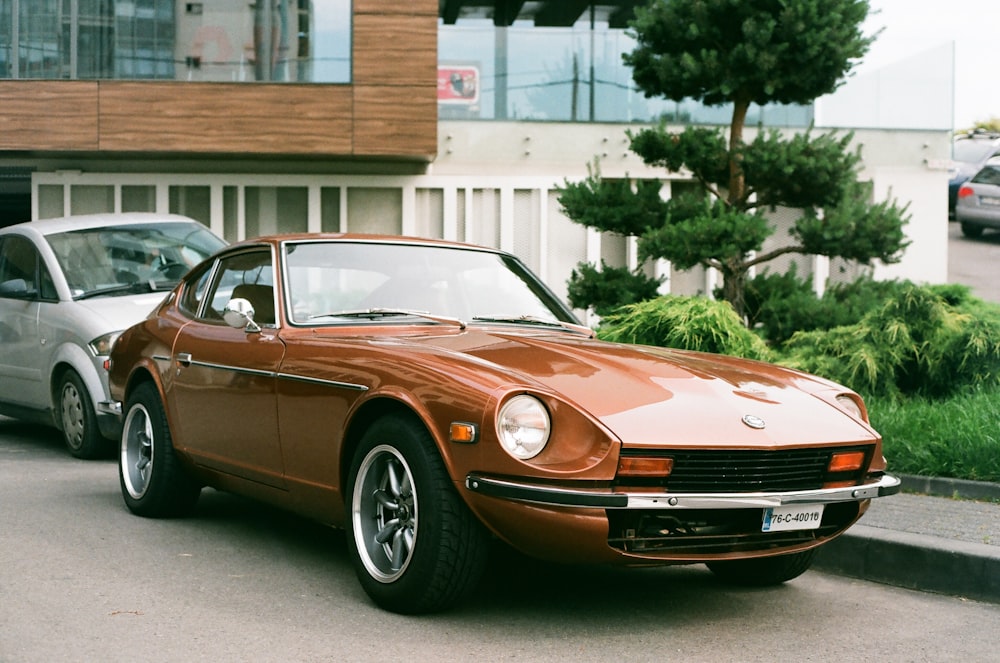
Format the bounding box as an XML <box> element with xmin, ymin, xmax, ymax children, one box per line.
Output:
<box><xmin>955</xmin><ymin>156</ymin><xmax>1000</xmax><ymax>238</ymax></box>
<box><xmin>0</xmin><ymin>213</ymin><xmax>226</xmax><ymax>458</ymax></box>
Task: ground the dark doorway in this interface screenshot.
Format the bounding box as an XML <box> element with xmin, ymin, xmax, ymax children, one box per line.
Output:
<box><xmin>0</xmin><ymin>168</ymin><xmax>33</xmax><ymax>228</ymax></box>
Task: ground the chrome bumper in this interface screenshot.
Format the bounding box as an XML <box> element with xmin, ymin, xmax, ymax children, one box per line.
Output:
<box><xmin>465</xmin><ymin>472</ymin><xmax>901</xmax><ymax>510</ymax></box>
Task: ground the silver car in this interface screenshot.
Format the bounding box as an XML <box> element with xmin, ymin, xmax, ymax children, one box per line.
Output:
<box><xmin>955</xmin><ymin>156</ymin><xmax>1000</xmax><ymax>238</ymax></box>
<box><xmin>0</xmin><ymin>213</ymin><xmax>226</xmax><ymax>457</ymax></box>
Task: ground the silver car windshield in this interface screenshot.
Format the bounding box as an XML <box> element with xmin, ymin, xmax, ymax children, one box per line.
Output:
<box><xmin>47</xmin><ymin>223</ymin><xmax>226</xmax><ymax>299</ymax></box>
<box><xmin>283</xmin><ymin>240</ymin><xmax>579</xmax><ymax>327</ymax></box>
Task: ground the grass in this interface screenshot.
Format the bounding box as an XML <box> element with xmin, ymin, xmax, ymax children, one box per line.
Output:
<box><xmin>869</xmin><ymin>387</ymin><xmax>1000</xmax><ymax>483</ymax></box>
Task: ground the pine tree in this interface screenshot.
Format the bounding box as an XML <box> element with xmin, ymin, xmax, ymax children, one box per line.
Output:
<box><xmin>558</xmin><ymin>0</ymin><xmax>910</xmax><ymax>320</ymax></box>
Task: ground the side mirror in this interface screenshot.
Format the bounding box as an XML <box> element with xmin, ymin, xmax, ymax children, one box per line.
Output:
<box><xmin>0</xmin><ymin>278</ymin><xmax>31</xmax><ymax>298</ymax></box>
<box><xmin>223</xmin><ymin>297</ymin><xmax>261</xmax><ymax>333</ymax></box>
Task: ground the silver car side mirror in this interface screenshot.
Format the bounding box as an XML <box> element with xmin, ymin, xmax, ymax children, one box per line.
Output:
<box><xmin>223</xmin><ymin>297</ymin><xmax>261</xmax><ymax>333</ymax></box>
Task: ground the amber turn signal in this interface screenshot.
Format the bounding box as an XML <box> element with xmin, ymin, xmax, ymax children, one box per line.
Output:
<box><xmin>449</xmin><ymin>422</ymin><xmax>478</xmax><ymax>444</ymax></box>
<box><xmin>828</xmin><ymin>450</ymin><xmax>865</xmax><ymax>473</ymax></box>
<box><xmin>617</xmin><ymin>456</ymin><xmax>674</xmax><ymax>477</ymax></box>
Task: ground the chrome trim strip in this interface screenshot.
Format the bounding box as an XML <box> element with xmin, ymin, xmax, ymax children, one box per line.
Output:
<box><xmin>465</xmin><ymin>473</ymin><xmax>901</xmax><ymax>510</ymax></box>
<box><xmin>169</xmin><ymin>354</ymin><xmax>368</xmax><ymax>391</ymax></box>
<box><xmin>277</xmin><ymin>372</ymin><xmax>369</xmax><ymax>391</ymax></box>
<box><xmin>186</xmin><ymin>358</ymin><xmax>273</xmax><ymax>378</ymax></box>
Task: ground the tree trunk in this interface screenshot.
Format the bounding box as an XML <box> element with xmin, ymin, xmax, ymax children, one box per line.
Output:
<box><xmin>720</xmin><ymin>95</ymin><xmax>752</xmax><ymax>322</ymax></box>
<box><xmin>727</xmin><ymin>95</ymin><xmax>751</xmax><ymax>206</ymax></box>
<box><xmin>720</xmin><ymin>262</ymin><xmax>748</xmax><ymax>322</ymax></box>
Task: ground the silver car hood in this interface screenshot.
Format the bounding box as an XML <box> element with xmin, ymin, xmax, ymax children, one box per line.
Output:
<box><xmin>72</xmin><ymin>292</ymin><xmax>168</xmax><ymax>332</ymax></box>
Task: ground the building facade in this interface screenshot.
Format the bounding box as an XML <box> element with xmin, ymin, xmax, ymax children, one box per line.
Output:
<box><xmin>0</xmin><ymin>1</ymin><xmax>952</xmax><ymax>306</ymax></box>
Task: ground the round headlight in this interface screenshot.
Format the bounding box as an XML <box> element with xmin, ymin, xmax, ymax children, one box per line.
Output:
<box><xmin>836</xmin><ymin>394</ymin><xmax>866</xmax><ymax>422</ymax></box>
<box><xmin>497</xmin><ymin>395</ymin><xmax>550</xmax><ymax>460</ymax></box>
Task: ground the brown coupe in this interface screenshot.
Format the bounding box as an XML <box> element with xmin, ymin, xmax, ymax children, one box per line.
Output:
<box><xmin>107</xmin><ymin>234</ymin><xmax>900</xmax><ymax>613</ymax></box>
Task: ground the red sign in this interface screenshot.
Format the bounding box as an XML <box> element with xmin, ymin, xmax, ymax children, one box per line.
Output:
<box><xmin>438</xmin><ymin>66</ymin><xmax>480</xmax><ymax>104</ymax></box>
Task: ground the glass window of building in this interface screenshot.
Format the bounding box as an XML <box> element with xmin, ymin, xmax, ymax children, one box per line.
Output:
<box><xmin>0</xmin><ymin>0</ymin><xmax>351</xmax><ymax>83</ymax></box>
<box><xmin>437</xmin><ymin>2</ymin><xmax>811</xmax><ymax>126</ymax></box>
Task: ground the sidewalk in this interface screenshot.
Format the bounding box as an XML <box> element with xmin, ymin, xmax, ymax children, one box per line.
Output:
<box><xmin>813</xmin><ymin>474</ymin><xmax>1000</xmax><ymax>604</ymax></box>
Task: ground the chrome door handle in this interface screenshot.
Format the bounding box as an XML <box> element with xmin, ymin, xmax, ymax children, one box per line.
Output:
<box><xmin>176</xmin><ymin>352</ymin><xmax>192</xmax><ymax>367</ymax></box>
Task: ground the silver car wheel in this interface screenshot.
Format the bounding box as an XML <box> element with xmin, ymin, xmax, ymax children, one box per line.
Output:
<box><xmin>60</xmin><ymin>380</ymin><xmax>86</xmax><ymax>450</ymax></box>
<box><xmin>121</xmin><ymin>403</ymin><xmax>154</xmax><ymax>499</ymax></box>
<box><xmin>352</xmin><ymin>444</ymin><xmax>418</xmax><ymax>583</ymax></box>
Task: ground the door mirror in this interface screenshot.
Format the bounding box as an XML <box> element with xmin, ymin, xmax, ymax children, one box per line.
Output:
<box><xmin>223</xmin><ymin>297</ymin><xmax>261</xmax><ymax>333</ymax></box>
<box><xmin>0</xmin><ymin>278</ymin><xmax>31</xmax><ymax>298</ymax></box>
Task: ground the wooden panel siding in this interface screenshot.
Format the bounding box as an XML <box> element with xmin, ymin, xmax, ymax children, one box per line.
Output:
<box><xmin>0</xmin><ymin>0</ymin><xmax>439</xmax><ymax>161</ymax></box>
<box><xmin>0</xmin><ymin>82</ymin><xmax>99</xmax><ymax>151</ymax></box>
<box><xmin>98</xmin><ymin>83</ymin><xmax>354</xmax><ymax>155</ymax></box>
<box><xmin>353</xmin><ymin>14</ymin><xmax>438</xmax><ymax>86</ymax></box>
<box><xmin>354</xmin><ymin>0</ymin><xmax>438</xmax><ymax>16</ymax></box>
<box><xmin>354</xmin><ymin>85</ymin><xmax>437</xmax><ymax>155</ymax></box>
<box><xmin>351</xmin><ymin>0</ymin><xmax>438</xmax><ymax>157</ymax></box>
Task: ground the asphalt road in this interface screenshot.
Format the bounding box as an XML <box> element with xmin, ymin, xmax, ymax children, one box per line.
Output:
<box><xmin>947</xmin><ymin>221</ymin><xmax>1000</xmax><ymax>304</ymax></box>
<box><xmin>2</xmin><ymin>419</ymin><xmax>999</xmax><ymax>663</ymax></box>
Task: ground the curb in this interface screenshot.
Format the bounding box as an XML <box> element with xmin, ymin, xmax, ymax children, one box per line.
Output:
<box><xmin>813</xmin><ymin>475</ymin><xmax>1000</xmax><ymax>604</ymax></box>
<box><xmin>813</xmin><ymin>524</ymin><xmax>1000</xmax><ymax>604</ymax></box>
<box><xmin>897</xmin><ymin>474</ymin><xmax>1000</xmax><ymax>502</ymax></box>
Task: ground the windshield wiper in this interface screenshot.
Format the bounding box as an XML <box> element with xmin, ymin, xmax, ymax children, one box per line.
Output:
<box><xmin>472</xmin><ymin>315</ymin><xmax>594</xmax><ymax>337</ymax></box>
<box><xmin>308</xmin><ymin>308</ymin><xmax>466</xmax><ymax>329</ymax></box>
<box><xmin>74</xmin><ymin>279</ymin><xmax>169</xmax><ymax>300</ymax></box>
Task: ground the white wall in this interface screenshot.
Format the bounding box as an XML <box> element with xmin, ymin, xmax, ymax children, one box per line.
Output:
<box><xmin>436</xmin><ymin>121</ymin><xmax>953</xmax><ymax>291</ymax></box>
<box><xmin>32</xmin><ymin>121</ymin><xmax>950</xmax><ymax>307</ymax></box>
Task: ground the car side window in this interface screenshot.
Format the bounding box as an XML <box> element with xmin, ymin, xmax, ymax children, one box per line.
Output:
<box><xmin>37</xmin><ymin>260</ymin><xmax>57</xmax><ymax>301</ymax></box>
<box><xmin>177</xmin><ymin>263</ymin><xmax>214</xmax><ymax>318</ymax></box>
<box><xmin>202</xmin><ymin>249</ymin><xmax>276</xmax><ymax>326</ymax></box>
<box><xmin>971</xmin><ymin>164</ymin><xmax>1000</xmax><ymax>186</ymax></box>
<box><xmin>0</xmin><ymin>236</ymin><xmax>50</xmax><ymax>300</ymax></box>
<box><xmin>177</xmin><ymin>262</ymin><xmax>215</xmax><ymax>318</ymax></box>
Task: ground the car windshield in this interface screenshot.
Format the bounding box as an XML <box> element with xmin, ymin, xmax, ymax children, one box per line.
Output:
<box><xmin>283</xmin><ymin>240</ymin><xmax>579</xmax><ymax>327</ymax></box>
<box><xmin>48</xmin><ymin>222</ymin><xmax>226</xmax><ymax>298</ymax></box>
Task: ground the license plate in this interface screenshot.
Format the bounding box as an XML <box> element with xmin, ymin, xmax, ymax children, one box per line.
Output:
<box><xmin>980</xmin><ymin>195</ymin><xmax>1000</xmax><ymax>207</ymax></box>
<box><xmin>762</xmin><ymin>504</ymin><xmax>824</xmax><ymax>532</ymax></box>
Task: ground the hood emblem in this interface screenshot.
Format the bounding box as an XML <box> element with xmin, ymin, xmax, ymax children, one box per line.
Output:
<box><xmin>742</xmin><ymin>414</ymin><xmax>766</xmax><ymax>429</ymax></box>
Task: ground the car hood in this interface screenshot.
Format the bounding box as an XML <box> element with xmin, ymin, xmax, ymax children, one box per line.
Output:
<box><xmin>406</xmin><ymin>329</ymin><xmax>878</xmax><ymax>448</ymax></box>
<box><xmin>73</xmin><ymin>292</ymin><xmax>169</xmax><ymax>332</ymax></box>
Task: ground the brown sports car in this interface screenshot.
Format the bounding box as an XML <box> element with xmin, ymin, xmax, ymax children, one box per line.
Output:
<box><xmin>107</xmin><ymin>234</ymin><xmax>900</xmax><ymax>613</ymax></box>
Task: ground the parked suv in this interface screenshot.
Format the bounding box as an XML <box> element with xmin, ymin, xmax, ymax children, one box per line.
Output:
<box><xmin>949</xmin><ymin>130</ymin><xmax>1000</xmax><ymax>219</ymax></box>
<box><xmin>0</xmin><ymin>213</ymin><xmax>226</xmax><ymax>458</ymax></box>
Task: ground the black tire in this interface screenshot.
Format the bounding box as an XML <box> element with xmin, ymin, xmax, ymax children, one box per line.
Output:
<box><xmin>119</xmin><ymin>382</ymin><xmax>200</xmax><ymax>518</ymax></box>
<box><xmin>58</xmin><ymin>370</ymin><xmax>107</xmax><ymax>459</ymax></box>
<box><xmin>960</xmin><ymin>222</ymin><xmax>984</xmax><ymax>238</ymax></box>
<box><xmin>346</xmin><ymin>414</ymin><xmax>489</xmax><ymax>614</ymax></box>
<box><xmin>706</xmin><ymin>548</ymin><xmax>818</xmax><ymax>586</ymax></box>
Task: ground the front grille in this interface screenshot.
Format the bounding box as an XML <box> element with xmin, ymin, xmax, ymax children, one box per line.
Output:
<box><xmin>616</xmin><ymin>446</ymin><xmax>872</xmax><ymax>492</ymax></box>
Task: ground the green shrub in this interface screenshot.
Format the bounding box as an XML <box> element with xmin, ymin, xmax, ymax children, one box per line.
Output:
<box><xmin>597</xmin><ymin>295</ymin><xmax>771</xmax><ymax>360</ymax></box>
<box><xmin>743</xmin><ymin>270</ymin><xmax>930</xmax><ymax>345</ymax></box>
<box><xmin>777</xmin><ymin>284</ymin><xmax>1000</xmax><ymax>399</ymax></box>
<box><xmin>567</xmin><ymin>260</ymin><xmax>664</xmax><ymax>316</ymax></box>
<box><xmin>743</xmin><ymin>266</ymin><xmax>823</xmax><ymax>344</ymax></box>
<box><xmin>822</xmin><ymin>277</ymin><xmax>917</xmax><ymax>326</ymax></box>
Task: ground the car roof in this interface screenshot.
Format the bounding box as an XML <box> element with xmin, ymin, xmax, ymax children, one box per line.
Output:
<box><xmin>0</xmin><ymin>212</ymin><xmax>204</xmax><ymax>237</ymax></box>
<box><xmin>229</xmin><ymin>232</ymin><xmax>508</xmax><ymax>255</ymax></box>
<box><xmin>954</xmin><ymin>129</ymin><xmax>1000</xmax><ymax>142</ymax></box>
